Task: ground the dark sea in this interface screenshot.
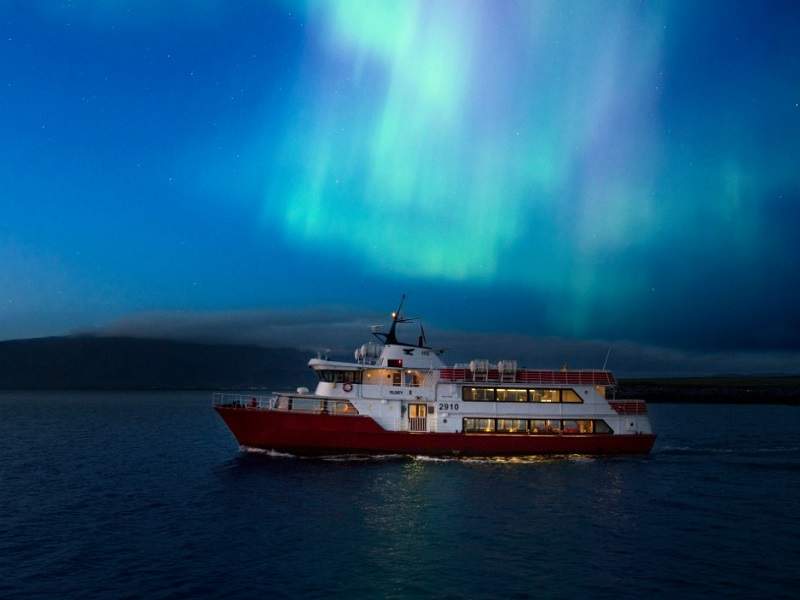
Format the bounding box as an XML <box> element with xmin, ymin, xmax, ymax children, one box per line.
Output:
<box><xmin>1</xmin><ymin>392</ymin><xmax>799</xmax><ymax>599</ymax></box>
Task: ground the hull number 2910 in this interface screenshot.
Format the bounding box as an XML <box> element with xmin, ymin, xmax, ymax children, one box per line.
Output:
<box><xmin>438</xmin><ymin>402</ymin><xmax>460</xmax><ymax>411</ymax></box>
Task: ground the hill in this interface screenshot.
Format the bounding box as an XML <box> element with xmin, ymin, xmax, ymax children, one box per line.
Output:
<box><xmin>0</xmin><ymin>336</ymin><xmax>315</xmax><ymax>390</ymax></box>
<box><xmin>617</xmin><ymin>376</ymin><xmax>800</xmax><ymax>404</ymax></box>
<box><xmin>1</xmin><ymin>336</ymin><xmax>798</xmax><ymax>402</ymax></box>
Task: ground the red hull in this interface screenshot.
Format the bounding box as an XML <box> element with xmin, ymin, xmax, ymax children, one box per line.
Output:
<box><xmin>215</xmin><ymin>407</ymin><xmax>656</xmax><ymax>456</ymax></box>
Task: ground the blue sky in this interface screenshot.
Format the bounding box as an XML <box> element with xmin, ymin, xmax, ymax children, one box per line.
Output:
<box><xmin>1</xmin><ymin>1</ymin><xmax>799</xmax><ymax>373</ymax></box>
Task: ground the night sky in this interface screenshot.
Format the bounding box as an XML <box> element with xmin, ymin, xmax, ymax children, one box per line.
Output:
<box><xmin>2</xmin><ymin>1</ymin><xmax>799</xmax><ymax>374</ymax></box>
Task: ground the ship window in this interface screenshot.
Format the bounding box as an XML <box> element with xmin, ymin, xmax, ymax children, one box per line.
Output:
<box><xmin>529</xmin><ymin>419</ymin><xmax>561</xmax><ymax>434</ymax></box>
<box><xmin>462</xmin><ymin>387</ymin><xmax>495</xmax><ymax>402</ymax></box>
<box><xmin>529</xmin><ymin>388</ymin><xmax>560</xmax><ymax>403</ymax></box>
<box><xmin>594</xmin><ymin>420</ymin><xmax>613</xmax><ymax>434</ymax></box>
<box><xmin>316</xmin><ymin>370</ymin><xmax>362</xmax><ymax>384</ymax></box>
<box><xmin>463</xmin><ymin>418</ymin><xmax>495</xmax><ymax>433</ymax></box>
<box><xmin>363</xmin><ymin>369</ymin><xmax>393</xmax><ymax>383</ymax></box>
<box><xmin>463</xmin><ymin>418</ymin><xmax>614</xmax><ymax>435</ymax></box>
<box><xmin>562</xmin><ymin>389</ymin><xmax>582</xmax><ymax>403</ymax></box>
<box><xmin>392</xmin><ymin>371</ymin><xmax>401</xmax><ymax>386</ymax></box>
<box><xmin>496</xmin><ymin>419</ymin><xmax>527</xmax><ymax>433</ymax></box>
<box><xmin>562</xmin><ymin>420</ymin><xmax>580</xmax><ymax>433</ymax></box>
<box><xmin>496</xmin><ymin>388</ymin><xmax>527</xmax><ymax>402</ymax></box>
<box><xmin>404</xmin><ymin>370</ymin><xmax>421</xmax><ymax>387</ymax></box>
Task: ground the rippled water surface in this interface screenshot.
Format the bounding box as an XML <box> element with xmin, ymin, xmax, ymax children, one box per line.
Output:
<box><xmin>1</xmin><ymin>392</ymin><xmax>798</xmax><ymax>599</ymax></box>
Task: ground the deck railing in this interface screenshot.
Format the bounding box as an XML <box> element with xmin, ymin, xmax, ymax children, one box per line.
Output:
<box><xmin>212</xmin><ymin>392</ymin><xmax>359</xmax><ymax>415</ymax></box>
<box><xmin>213</xmin><ymin>393</ymin><xmax>274</xmax><ymax>410</ymax></box>
<box><xmin>408</xmin><ymin>417</ymin><xmax>427</xmax><ymax>432</ymax></box>
<box><xmin>608</xmin><ymin>400</ymin><xmax>648</xmax><ymax>415</ymax></box>
<box><xmin>439</xmin><ymin>369</ymin><xmax>616</xmax><ymax>386</ymax></box>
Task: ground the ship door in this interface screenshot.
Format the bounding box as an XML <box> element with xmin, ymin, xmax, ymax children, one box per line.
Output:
<box><xmin>409</xmin><ymin>404</ymin><xmax>427</xmax><ymax>432</ymax></box>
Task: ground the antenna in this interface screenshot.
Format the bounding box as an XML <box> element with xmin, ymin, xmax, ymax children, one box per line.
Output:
<box><xmin>373</xmin><ymin>294</ymin><xmax>406</xmax><ymax>345</ymax></box>
<box><xmin>370</xmin><ymin>294</ymin><xmax>431</xmax><ymax>347</ymax></box>
<box><xmin>418</xmin><ymin>322</ymin><xmax>427</xmax><ymax>347</ymax></box>
<box><xmin>602</xmin><ymin>346</ymin><xmax>612</xmax><ymax>371</ymax></box>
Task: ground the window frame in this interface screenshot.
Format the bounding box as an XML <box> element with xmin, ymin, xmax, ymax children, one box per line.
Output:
<box><xmin>461</xmin><ymin>418</ymin><xmax>615</xmax><ymax>435</ymax></box>
<box><xmin>316</xmin><ymin>370</ymin><xmax>363</xmax><ymax>384</ymax></box>
<box><xmin>461</xmin><ymin>386</ymin><xmax>584</xmax><ymax>404</ymax></box>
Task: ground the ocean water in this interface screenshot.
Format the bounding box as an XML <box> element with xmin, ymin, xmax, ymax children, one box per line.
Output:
<box><xmin>1</xmin><ymin>392</ymin><xmax>798</xmax><ymax>599</ymax></box>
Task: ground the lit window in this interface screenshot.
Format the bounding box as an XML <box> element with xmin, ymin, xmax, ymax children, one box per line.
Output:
<box><xmin>562</xmin><ymin>420</ymin><xmax>579</xmax><ymax>433</ymax></box>
<box><xmin>530</xmin><ymin>389</ymin><xmax>559</xmax><ymax>402</ymax></box>
<box><xmin>529</xmin><ymin>419</ymin><xmax>561</xmax><ymax>434</ymax></box>
<box><xmin>496</xmin><ymin>419</ymin><xmax>527</xmax><ymax>433</ymax></box>
<box><xmin>462</xmin><ymin>387</ymin><xmax>495</xmax><ymax>401</ymax></box>
<box><xmin>562</xmin><ymin>389</ymin><xmax>582</xmax><ymax>403</ymax></box>
<box><xmin>463</xmin><ymin>418</ymin><xmax>495</xmax><ymax>433</ymax></box>
<box><xmin>496</xmin><ymin>388</ymin><xmax>527</xmax><ymax>402</ymax></box>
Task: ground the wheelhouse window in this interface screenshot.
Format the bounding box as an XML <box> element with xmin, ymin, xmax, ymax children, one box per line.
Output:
<box><xmin>317</xmin><ymin>370</ymin><xmax>363</xmax><ymax>384</ymax></box>
<box><xmin>462</xmin><ymin>387</ymin><xmax>495</xmax><ymax>402</ymax></box>
<box><xmin>363</xmin><ymin>369</ymin><xmax>400</xmax><ymax>385</ymax></box>
<box><xmin>404</xmin><ymin>370</ymin><xmax>422</xmax><ymax>387</ymax></box>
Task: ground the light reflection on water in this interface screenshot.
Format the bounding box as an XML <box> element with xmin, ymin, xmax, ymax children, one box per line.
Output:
<box><xmin>240</xmin><ymin>445</ymin><xmax>601</xmax><ymax>465</ymax></box>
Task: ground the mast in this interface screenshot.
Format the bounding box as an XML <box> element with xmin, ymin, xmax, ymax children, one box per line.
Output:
<box><xmin>372</xmin><ymin>294</ymin><xmax>431</xmax><ymax>348</ymax></box>
<box><xmin>383</xmin><ymin>294</ymin><xmax>406</xmax><ymax>345</ymax></box>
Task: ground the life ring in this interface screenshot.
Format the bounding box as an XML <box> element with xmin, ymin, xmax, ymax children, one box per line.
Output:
<box><xmin>343</xmin><ymin>382</ymin><xmax>353</xmax><ymax>393</ymax></box>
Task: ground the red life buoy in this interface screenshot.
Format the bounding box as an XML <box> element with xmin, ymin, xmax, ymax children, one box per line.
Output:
<box><xmin>343</xmin><ymin>382</ymin><xmax>353</xmax><ymax>392</ymax></box>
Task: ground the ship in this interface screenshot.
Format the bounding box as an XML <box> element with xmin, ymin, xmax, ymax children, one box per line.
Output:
<box><xmin>214</xmin><ymin>297</ymin><xmax>656</xmax><ymax>456</ymax></box>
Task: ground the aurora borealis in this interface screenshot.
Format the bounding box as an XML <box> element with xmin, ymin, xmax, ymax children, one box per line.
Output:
<box><xmin>1</xmin><ymin>1</ymin><xmax>799</xmax><ymax>371</ymax></box>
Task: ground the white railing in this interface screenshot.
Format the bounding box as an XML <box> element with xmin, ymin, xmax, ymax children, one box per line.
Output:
<box><xmin>608</xmin><ymin>400</ymin><xmax>648</xmax><ymax>415</ymax></box>
<box><xmin>212</xmin><ymin>392</ymin><xmax>359</xmax><ymax>415</ymax></box>
<box><xmin>213</xmin><ymin>393</ymin><xmax>275</xmax><ymax>409</ymax></box>
<box><xmin>408</xmin><ymin>417</ymin><xmax>427</xmax><ymax>432</ymax></box>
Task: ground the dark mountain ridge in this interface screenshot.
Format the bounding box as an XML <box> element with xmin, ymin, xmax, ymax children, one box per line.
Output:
<box><xmin>0</xmin><ymin>336</ymin><xmax>315</xmax><ymax>390</ymax></box>
<box><xmin>1</xmin><ymin>336</ymin><xmax>798</xmax><ymax>402</ymax></box>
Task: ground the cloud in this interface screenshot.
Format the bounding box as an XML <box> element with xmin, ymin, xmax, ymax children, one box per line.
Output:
<box><xmin>81</xmin><ymin>307</ymin><xmax>800</xmax><ymax>377</ymax></box>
